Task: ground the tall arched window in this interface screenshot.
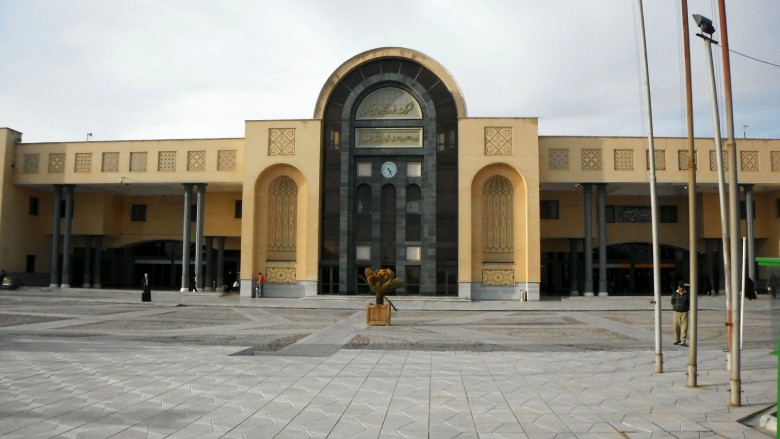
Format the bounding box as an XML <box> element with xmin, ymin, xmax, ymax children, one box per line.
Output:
<box><xmin>483</xmin><ymin>176</ymin><xmax>513</xmax><ymax>261</ymax></box>
<box><xmin>268</xmin><ymin>176</ymin><xmax>297</xmax><ymax>260</ymax></box>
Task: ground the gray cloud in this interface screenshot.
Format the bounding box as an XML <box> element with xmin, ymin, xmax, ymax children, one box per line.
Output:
<box><xmin>1</xmin><ymin>0</ymin><xmax>777</xmax><ymax>142</ymax></box>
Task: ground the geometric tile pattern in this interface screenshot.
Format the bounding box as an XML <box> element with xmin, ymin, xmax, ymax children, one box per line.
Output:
<box><xmin>217</xmin><ymin>150</ymin><xmax>237</xmax><ymax>171</ymax></box>
<box><xmin>772</xmin><ymin>151</ymin><xmax>780</xmax><ymax>172</ymax></box>
<box><xmin>484</xmin><ymin>127</ymin><xmax>512</xmax><ymax>155</ymax></box>
<box><xmin>677</xmin><ymin>150</ymin><xmax>698</xmax><ymax>170</ymax></box>
<box><xmin>23</xmin><ymin>153</ymin><xmax>39</xmax><ymax>174</ymax></box>
<box><xmin>646</xmin><ymin>150</ymin><xmax>666</xmax><ymax>171</ymax></box>
<box><xmin>0</xmin><ymin>295</ymin><xmax>775</xmax><ymax>439</ymax></box>
<box><xmin>75</xmin><ymin>153</ymin><xmax>91</xmax><ymax>173</ymax></box>
<box><xmin>709</xmin><ymin>150</ymin><xmax>728</xmax><ymax>172</ymax></box>
<box><xmin>102</xmin><ymin>152</ymin><xmax>119</xmax><ymax>172</ymax></box>
<box><xmin>548</xmin><ymin>148</ymin><xmax>568</xmax><ymax>170</ymax></box>
<box><xmin>581</xmin><ymin>149</ymin><xmax>601</xmax><ymax>171</ymax></box>
<box><xmin>130</xmin><ymin>152</ymin><xmax>147</xmax><ymax>172</ymax></box>
<box><xmin>269</xmin><ymin>128</ymin><xmax>296</xmax><ymax>156</ymax></box>
<box><xmin>48</xmin><ymin>153</ymin><xmax>65</xmax><ymax>173</ymax></box>
<box><xmin>188</xmin><ymin>150</ymin><xmax>206</xmax><ymax>171</ymax></box>
<box><xmin>482</xmin><ymin>176</ymin><xmax>513</xmax><ymax>254</ymax></box>
<box><xmin>268</xmin><ymin>177</ymin><xmax>298</xmax><ymax>253</ymax></box>
<box><xmin>740</xmin><ymin>150</ymin><xmax>759</xmax><ymax>172</ymax></box>
<box><xmin>482</xmin><ymin>269</ymin><xmax>514</xmax><ymax>286</ymax></box>
<box><xmin>267</xmin><ymin>267</ymin><xmax>296</xmax><ymax>283</ymax></box>
<box><xmin>158</xmin><ymin>151</ymin><xmax>176</xmax><ymax>172</ymax></box>
<box><xmin>614</xmin><ymin>149</ymin><xmax>633</xmax><ymax>170</ymax></box>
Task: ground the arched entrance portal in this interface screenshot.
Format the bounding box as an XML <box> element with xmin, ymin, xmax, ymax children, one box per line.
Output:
<box><xmin>318</xmin><ymin>51</ymin><xmax>461</xmax><ymax>295</ymax></box>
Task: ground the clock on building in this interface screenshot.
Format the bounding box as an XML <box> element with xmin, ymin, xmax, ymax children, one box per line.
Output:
<box><xmin>381</xmin><ymin>161</ymin><xmax>397</xmax><ymax>178</ymax></box>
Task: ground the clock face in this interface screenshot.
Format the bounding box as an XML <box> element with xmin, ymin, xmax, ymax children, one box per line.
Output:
<box><xmin>381</xmin><ymin>161</ymin><xmax>397</xmax><ymax>178</ymax></box>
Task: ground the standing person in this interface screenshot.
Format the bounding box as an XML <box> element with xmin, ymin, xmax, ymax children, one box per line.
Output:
<box><xmin>189</xmin><ymin>274</ymin><xmax>198</xmax><ymax>292</ymax></box>
<box><xmin>257</xmin><ymin>272</ymin><xmax>265</xmax><ymax>298</ymax></box>
<box><xmin>671</xmin><ymin>280</ymin><xmax>690</xmax><ymax>346</ymax></box>
<box><xmin>142</xmin><ymin>273</ymin><xmax>151</xmax><ymax>302</ymax></box>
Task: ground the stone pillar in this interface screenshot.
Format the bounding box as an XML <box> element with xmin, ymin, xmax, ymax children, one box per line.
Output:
<box><xmin>181</xmin><ymin>184</ymin><xmax>193</xmax><ymax>292</ymax></box>
<box><xmin>217</xmin><ymin>237</ymin><xmax>226</xmax><ymax>290</ymax></box>
<box><xmin>61</xmin><ymin>185</ymin><xmax>75</xmax><ymax>288</ymax></box>
<box><xmin>597</xmin><ymin>183</ymin><xmax>608</xmax><ymax>297</ymax></box>
<box><xmin>195</xmin><ymin>183</ymin><xmax>207</xmax><ymax>290</ymax></box>
<box><xmin>49</xmin><ymin>185</ymin><xmax>63</xmax><ymax>288</ymax></box>
<box><xmin>205</xmin><ymin>236</ymin><xmax>214</xmax><ymax>291</ymax></box>
<box><xmin>569</xmin><ymin>238</ymin><xmax>579</xmax><ymax>296</ymax></box>
<box><xmin>93</xmin><ymin>235</ymin><xmax>103</xmax><ymax>288</ymax></box>
<box><xmin>582</xmin><ymin>184</ymin><xmax>594</xmax><ymax>297</ymax></box>
<box><xmin>83</xmin><ymin>235</ymin><xmax>92</xmax><ymax>287</ymax></box>
<box><xmin>743</xmin><ymin>184</ymin><xmax>755</xmax><ymax>284</ymax></box>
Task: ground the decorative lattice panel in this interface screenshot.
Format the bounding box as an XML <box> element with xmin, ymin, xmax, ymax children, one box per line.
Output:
<box><xmin>102</xmin><ymin>152</ymin><xmax>119</xmax><ymax>172</ymax></box>
<box><xmin>217</xmin><ymin>150</ymin><xmax>236</xmax><ymax>171</ymax></box>
<box><xmin>677</xmin><ymin>150</ymin><xmax>697</xmax><ymax>171</ymax></box>
<box><xmin>269</xmin><ymin>128</ymin><xmax>296</xmax><ymax>156</ymax></box>
<box><xmin>48</xmin><ymin>153</ymin><xmax>65</xmax><ymax>173</ymax></box>
<box><xmin>740</xmin><ymin>151</ymin><xmax>759</xmax><ymax>172</ymax></box>
<box><xmin>581</xmin><ymin>149</ymin><xmax>601</xmax><ymax>171</ymax></box>
<box><xmin>482</xmin><ymin>269</ymin><xmax>514</xmax><ymax>286</ymax></box>
<box><xmin>23</xmin><ymin>154</ymin><xmax>39</xmax><ymax>174</ymax></box>
<box><xmin>267</xmin><ymin>267</ymin><xmax>296</xmax><ymax>283</ymax></box>
<box><xmin>772</xmin><ymin>151</ymin><xmax>780</xmax><ymax>172</ymax></box>
<box><xmin>548</xmin><ymin>148</ymin><xmax>568</xmax><ymax>170</ymax></box>
<box><xmin>158</xmin><ymin>151</ymin><xmax>176</xmax><ymax>171</ymax></box>
<box><xmin>130</xmin><ymin>152</ymin><xmax>147</xmax><ymax>172</ymax></box>
<box><xmin>75</xmin><ymin>153</ymin><xmax>91</xmax><ymax>173</ymax></box>
<box><xmin>646</xmin><ymin>150</ymin><xmax>666</xmax><ymax>170</ymax></box>
<box><xmin>187</xmin><ymin>150</ymin><xmax>206</xmax><ymax>171</ymax></box>
<box><xmin>482</xmin><ymin>176</ymin><xmax>513</xmax><ymax>254</ymax></box>
<box><xmin>709</xmin><ymin>150</ymin><xmax>728</xmax><ymax>171</ymax></box>
<box><xmin>484</xmin><ymin>127</ymin><xmax>512</xmax><ymax>155</ymax></box>
<box><xmin>268</xmin><ymin>177</ymin><xmax>298</xmax><ymax>252</ymax></box>
<box><xmin>614</xmin><ymin>149</ymin><xmax>633</xmax><ymax>170</ymax></box>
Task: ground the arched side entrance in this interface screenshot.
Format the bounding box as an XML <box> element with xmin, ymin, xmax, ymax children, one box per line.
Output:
<box><xmin>469</xmin><ymin>164</ymin><xmax>533</xmax><ymax>300</ymax></box>
<box><xmin>253</xmin><ymin>165</ymin><xmax>311</xmax><ymax>297</ymax></box>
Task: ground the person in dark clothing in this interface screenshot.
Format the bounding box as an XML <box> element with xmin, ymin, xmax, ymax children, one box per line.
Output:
<box><xmin>142</xmin><ymin>273</ymin><xmax>151</xmax><ymax>302</ymax></box>
<box><xmin>189</xmin><ymin>275</ymin><xmax>198</xmax><ymax>292</ymax></box>
<box><xmin>671</xmin><ymin>280</ymin><xmax>690</xmax><ymax>346</ymax></box>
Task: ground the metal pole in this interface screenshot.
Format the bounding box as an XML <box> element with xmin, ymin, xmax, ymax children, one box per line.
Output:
<box><xmin>636</xmin><ymin>0</ymin><xmax>663</xmax><ymax>373</ymax></box>
<box><xmin>716</xmin><ymin>0</ymin><xmax>741</xmax><ymax>407</ymax></box>
<box><xmin>681</xmin><ymin>0</ymin><xmax>698</xmax><ymax>387</ymax></box>
<box><xmin>699</xmin><ymin>33</ymin><xmax>733</xmax><ymax>363</ymax></box>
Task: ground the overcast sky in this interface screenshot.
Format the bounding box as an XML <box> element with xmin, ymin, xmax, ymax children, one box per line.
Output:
<box><xmin>1</xmin><ymin>0</ymin><xmax>778</xmax><ymax>143</ymax></box>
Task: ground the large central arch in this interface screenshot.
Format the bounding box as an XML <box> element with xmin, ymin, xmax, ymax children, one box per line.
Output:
<box><xmin>316</xmin><ymin>48</ymin><xmax>464</xmax><ymax>295</ymax></box>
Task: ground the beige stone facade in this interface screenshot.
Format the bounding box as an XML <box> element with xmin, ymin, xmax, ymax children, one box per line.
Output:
<box><xmin>1</xmin><ymin>48</ymin><xmax>779</xmax><ymax>300</ymax></box>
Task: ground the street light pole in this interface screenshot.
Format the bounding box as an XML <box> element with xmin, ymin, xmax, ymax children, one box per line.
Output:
<box><xmin>716</xmin><ymin>0</ymin><xmax>742</xmax><ymax>408</ymax></box>
<box><xmin>680</xmin><ymin>0</ymin><xmax>698</xmax><ymax>387</ymax></box>
<box><xmin>636</xmin><ymin>0</ymin><xmax>663</xmax><ymax>373</ymax></box>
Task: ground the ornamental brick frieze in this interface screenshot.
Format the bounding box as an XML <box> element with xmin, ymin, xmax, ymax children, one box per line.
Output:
<box><xmin>269</xmin><ymin>128</ymin><xmax>295</xmax><ymax>156</ymax></box>
<box><xmin>267</xmin><ymin>267</ymin><xmax>296</xmax><ymax>283</ymax></box>
<box><xmin>484</xmin><ymin>127</ymin><xmax>512</xmax><ymax>155</ymax></box>
<box><xmin>482</xmin><ymin>269</ymin><xmax>514</xmax><ymax>286</ymax></box>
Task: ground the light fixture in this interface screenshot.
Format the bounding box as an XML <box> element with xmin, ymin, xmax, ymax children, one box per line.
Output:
<box><xmin>692</xmin><ymin>14</ymin><xmax>716</xmax><ymax>36</ymax></box>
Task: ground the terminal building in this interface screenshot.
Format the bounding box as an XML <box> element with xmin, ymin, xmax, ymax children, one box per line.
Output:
<box><xmin>1</xmin><ymin>47</ymin><xmax>778</xmax><ymax>300</ymax></box>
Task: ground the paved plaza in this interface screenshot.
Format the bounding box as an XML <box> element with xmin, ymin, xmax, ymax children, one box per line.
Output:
<box><xmin>0</xmin><ymin>288</ymin><xmax>777</xmax><ymax>438</ymax></box>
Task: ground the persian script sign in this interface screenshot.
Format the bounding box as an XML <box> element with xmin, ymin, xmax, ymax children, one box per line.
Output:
<box><xmin>355</xmin><ymin>128</ymin><xmax>423</xmax><ymax>148</ymax></box>
<box><xmin>356</xmin><ymin>88</ymin><xmax>422</xmax><ymax>120</ymax></box>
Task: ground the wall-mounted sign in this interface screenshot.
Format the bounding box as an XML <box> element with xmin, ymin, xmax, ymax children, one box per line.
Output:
<box><xmin>356</xmin><ymin>88</ymin><xmax>422</xmax><ymax>120</ymax></box>
<box><xmin>355</xmin><ymin>128</ymin><xmax>423</xmax><ymax>148</ymax></box>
